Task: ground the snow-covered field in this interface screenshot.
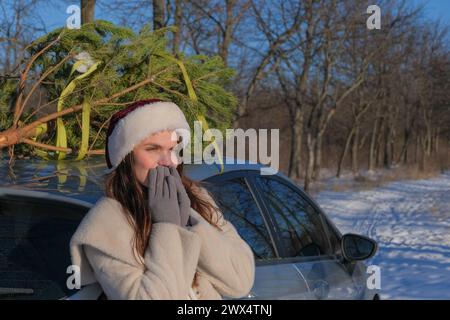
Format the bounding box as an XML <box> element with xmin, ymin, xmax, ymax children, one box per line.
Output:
<box><xmin>314</xmin><ymin>172</ymin><xmax>450</xmax><ymax>300</ymax></box>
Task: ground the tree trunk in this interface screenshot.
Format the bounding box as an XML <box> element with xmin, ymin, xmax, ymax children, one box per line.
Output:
<box><xmin>351</xmin><ymin>124</ymin><xmax>360</xmax><ymax>175</ymax></box>
<box><xmin>434</xmin><ymin>129</ymin><xmax>440</xmax><ymax>154</ymax></box>
<box><xmin>152</xmin><ymin>0</ymin><xmax>165</xmax><ymax>30</ymax></box>
<box><xmin>383</xmin><ymin>122</ymin><xmax>393</xmax><ymax>169</ymax></box>
<box><xmin>430</xmin><ymin>127</ymin><xmax>439</xmax><ymax>156</ymax></box>
<box><xmin>312</xmin><ymin>132</ymin><xmax>323</xmax><ymax>181</ymax></box>
<box><xmin>398</xmin><ymin>126</ymin><xmax>411</xmax><ymax>165</ymax></box>
<box><xmin>414</xmin><ymin>134</ymin><xmax>420</xmax><ymax>165</ymax></box>
<box><xmin>397</xmin><ymin>106</ymin><xmax>412</xmax><ymax>165</ymax></box>
<box><xmin>304</xmin><ymin>132</ymin><xmax>315</xmax><ymax>193</ymax></box>
<box><xmin>172</xmin><ymin>0</ymin><xmax>182</xmax><ymax>53</ymax></box>
<box><xmin>81</xmin><ymin>0</ymin><xmax>95</xmax><ymax>24</ymax></box>
<box><xmin>4</xmin><ymin>35</ymin><xmax>11</xmax><ymax>73</ymax></box>
<box><xmin>219</xmin><ymin>0</ymin><xmax>235</xmax><ymax>66</ymax></box>
<box><xmin>368</xmin><ymin>113</ymin><xmax>380</xmax><ymax>172</ymax></box>
<box><xmin>288</xmin><ymin>109</ymin><xmax>303</xmax><ymax>180</ymax></box>
<box><xmin>337</xmin><ymin>126</ymin><xmax>355</xmax><ymax>178</ymax></box>
<box><xmin>419</xmin><ymin>134</ymin><xmax>426</xmax><ymax>172</ymax></box>
<box><xmin>375</xmin><ymin>117</ymin><xmax>385</xmax><ymax>167</ymax></box>
<box><xmin>426</xmin><ymin>125</ymin><xmax>432</xmax><ymax>156</ymax></box>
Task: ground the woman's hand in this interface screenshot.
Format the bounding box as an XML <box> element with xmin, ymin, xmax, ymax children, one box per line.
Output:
<box><xmin>147</xmin><ymin>166</ymin><xmax>182</xmax><ymax>225</ymax></box>
<box><xmin>169</xmin><ymin>167</ymin><xmax>191</xmax><ymax>227</ymax></box>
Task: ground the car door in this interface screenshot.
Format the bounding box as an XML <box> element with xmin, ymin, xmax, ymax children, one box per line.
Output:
<box><xmin>204</xmin><ymin>172</ymin><xmax>310</xmax><ymax>299</ymax></box>
<box><xmin>252</xmin><ymin>175</ymin><xmax>365</xmax><ymax>300</ymax></box>
<box><xmin>0</xmin><ymin>190</ymin><xmax>90</xmax><ymax>300</ymax></box>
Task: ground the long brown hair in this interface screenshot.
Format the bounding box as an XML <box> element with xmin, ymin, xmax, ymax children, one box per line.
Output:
<box><xmin>103</xmin><ymin>151</ymin><xmax>223</xmax><ymax>289</ymax></box>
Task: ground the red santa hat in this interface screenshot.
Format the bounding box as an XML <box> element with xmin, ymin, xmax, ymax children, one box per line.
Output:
<box><xmin>105</xmin><ymin>99</ymin><xmax>191</xmax><ymax>170</ymax></box>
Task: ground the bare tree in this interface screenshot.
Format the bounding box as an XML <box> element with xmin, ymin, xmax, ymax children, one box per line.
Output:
<box><xmin>172</xmin><ymin>0</ymin><xmax>182</xmax><ymax>53</ymax></box>
<box><xmin>236</xmin><ymin>0</ymin><xmax>303</xmax><ymax>126</ymax></box>
<box><xmin>153</xmin><ymin>0</ymin><xmax>165</xmax><ymax>30</ymax></box>
<box><xmin>81</xmin><ymin>0</ymin><xmax>95</xmax><ymax>24</ymax></box>
<box><xmin>0</xmin><ymin>0</ymin><xmax>48</xmax><ymax>75</ymax></box>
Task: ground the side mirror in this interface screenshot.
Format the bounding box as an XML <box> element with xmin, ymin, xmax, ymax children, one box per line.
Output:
<box><xmin>341</xmin><ymin>234</ymin><xmax>377</xmax><ymax>262</ymax></box>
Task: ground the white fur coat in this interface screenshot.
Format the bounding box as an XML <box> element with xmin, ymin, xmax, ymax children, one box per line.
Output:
<box><xmin>69</xmin><ymin>188</ymin><xmax>255</xmax><ymax>300</ymax></box>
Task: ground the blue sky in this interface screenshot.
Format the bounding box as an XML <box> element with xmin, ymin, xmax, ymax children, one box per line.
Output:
<box><xmin>414</xmin><ymin>0</ymin><xmax>450</xmax><ymax>22</ymax></box>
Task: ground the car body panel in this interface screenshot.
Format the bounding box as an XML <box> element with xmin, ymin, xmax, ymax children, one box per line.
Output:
<box><xmin>292</xmin><ymin>259</ymin><xmax>363</xmax><ymax>299</ymax></box>
<box><xmin>243</xmin><ymin>261</ymin><xmax>311</xmax><ymax>300</ymax></box>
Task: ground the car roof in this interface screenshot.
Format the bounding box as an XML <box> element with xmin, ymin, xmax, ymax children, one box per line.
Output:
<box><xmin>183</xmin><ymin>157</ymin><xmax>267</xmax><ymax>180</ymax></box>
<box><xmin>0</xmin><ymin>157</ymin><xmax>276</xmax><ymax>205</ymax></box>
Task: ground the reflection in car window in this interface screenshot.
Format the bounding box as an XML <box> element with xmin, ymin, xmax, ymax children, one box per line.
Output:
<box><xmin>0</xmin><ymin>197</ymin><xmax>85</xmax><ymax>299</ymax></box>
<box><xmin>205</xmin><ymin>178</ymin><xmax>276</xmax><ymax>260</ymax></box>
<box><xmin>256</xmin><ymin>177</ymin><xmax>330</xmax><ymax>258</ymax></box>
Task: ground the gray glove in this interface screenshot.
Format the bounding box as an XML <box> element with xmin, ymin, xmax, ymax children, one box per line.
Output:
<box><xmin>147</xmin><ymin>166</ymin><xmax>181</xmax><ymax>226</ymax></box>
<box><xmin>169</xmin><ymin>167</ymin><xmax>191</xmax><ymax>227</ymax></box>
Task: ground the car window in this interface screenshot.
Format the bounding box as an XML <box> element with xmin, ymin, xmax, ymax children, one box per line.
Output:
<box><xmin>204</xmin><ymin>178</ymin><xmax>277</xmax><ymax>260</ymax></box>
<box><xmin>256</xmin><ymin>177</ymin><xmax>331</xmax><ymax>258</ymax></box>
<box><xmin>323</xmin><ymin>217</ymin><xmax>342</xmax><ymax>255</ymax></box>
<box><xmin>0</xmin><ymin>196</ymin><xmax>86</xmax><ymax>299</ymax></box>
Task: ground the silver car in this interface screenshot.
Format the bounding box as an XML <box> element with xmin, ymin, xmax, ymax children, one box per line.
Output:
<box><xmin>0</xmin><ymin>160</ymin><xmax>379</xmax><ymax>300</ymax></box>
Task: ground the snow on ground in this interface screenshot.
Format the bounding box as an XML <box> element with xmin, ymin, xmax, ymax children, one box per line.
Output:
<box><xmin>314</xmin><ymin>172</ymin><xmax>450</xmax><ymax>299</ymax></box>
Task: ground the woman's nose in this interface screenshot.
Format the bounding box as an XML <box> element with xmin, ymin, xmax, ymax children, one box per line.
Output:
<box><xmin>158</xmin><ymin>150</ymin><xmax>176</xmax><ymax>167</ymax></box>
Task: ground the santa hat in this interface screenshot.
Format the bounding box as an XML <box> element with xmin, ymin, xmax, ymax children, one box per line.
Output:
<box><xmin>105</xmin><ymin>99</ymin><xmax>191</xmax><ymax>170</ymax></box>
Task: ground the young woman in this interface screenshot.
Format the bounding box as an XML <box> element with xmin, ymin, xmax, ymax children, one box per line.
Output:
<box><xmin>70</xmin><ymin>99</ymin><xmax>255</xmax><ymax>300</ymax></box>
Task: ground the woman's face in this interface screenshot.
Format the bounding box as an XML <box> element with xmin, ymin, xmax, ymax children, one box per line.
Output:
<box><xmin>132</xmin><ymin>130</ymin><xmax>180</xmax><ymax>187</ymax></box>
